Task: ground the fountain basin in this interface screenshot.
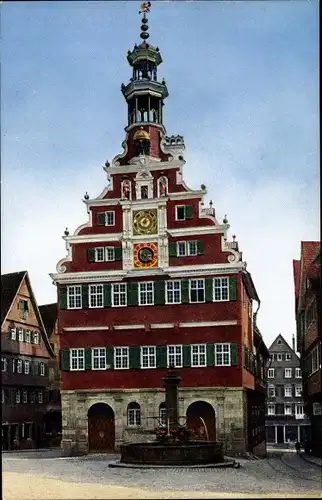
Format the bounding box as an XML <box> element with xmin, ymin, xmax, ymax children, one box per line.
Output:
<box><xmin>120</xmin><ymin>440</ymin><xmax>224</xmax><ymax>466</ymax></box>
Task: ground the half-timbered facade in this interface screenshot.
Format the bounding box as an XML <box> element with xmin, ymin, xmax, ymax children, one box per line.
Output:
<box><xmin>51</xmin><ymin>3</ymin><xmax>269</xmax><ymax>457</ymax></box>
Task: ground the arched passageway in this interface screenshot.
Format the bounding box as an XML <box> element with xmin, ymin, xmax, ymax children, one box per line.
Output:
<box><xmin>186</xmin><ymin>401</ymin><xmax>216</xmax><ymax>441</ymax></box>
<box><xmin>87</xmin><ymin>403</ymin><xmax>115</xmax><ymax>453</ymax></box>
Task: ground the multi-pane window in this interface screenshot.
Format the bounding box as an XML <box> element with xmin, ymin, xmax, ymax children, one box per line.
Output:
<box><xmin>17</xmin><ymin>359</ymin><xmax>23</xmax><ymax>373</ymax></box>
<box><xmin>189</xmin><ymin>279</ymin><xmax>205</xmax><ymax>303</ymax></box>
<box><xmin>284</xmin><ymin>368</ymin><xmax>292</xmax><ymax>378</ymax></box>
<box><xmin>268</xmin><ymin>386</ymin><xmax>275</xmax><ymax>398</ymax></box>
<box><xmin>284</xmin><ymin>404</ymin><xmax>292</xmax><ymax>415</ymax></box>
<box><xmin>105</xmin><ymin>247</ymin><xmax>115</xmax><ymax>262</ymax></box>
<box><xmin>24</xmin><ymin>360</ymin><xmax>30</xmax><ymax>375</ymax></box>
<box><xmin>214</xmin><ymin>343</ymin><xmax>230</xmax><ymax>366</ymax></box>
<box><xmin>25</xmin><ymin>330</ymin><xmax>31</xmax><ymax>343</ymax></box>
<box><xmin>188</xmin><ymin>240</ymin><xmax>198</xmax><ymax>256</ymax></box>
<box><xmin>166</xmin><ymin>281</ymin><xmax>181</xmax><ymax>304</ymax></box>
<box><xmin>94</xmin><ymin>247</ymin><xmax>105</xmax><ymax>262</ymax></box>
<box><xmin>32</xmin><ymin>332</ymin><xmax>39</xmax><ymax>344</ymax></box>
<box><xmin>40</xmin><ymin>363</ymin><xmax>45</xmax><ymax>376</ymax></box>
<box><xmin>285</xmin><ymin>353</ymin><xmax>291</xmax><ymax>361</ymax></box>
<box><xmin>213</xmin><ymin>277</ymin><xmax>229</xmax><ymax>301</ymax></box>
<box><xmin>267</xmin><ymin>404</ymin><xmax>275</xmax><ymax>415</ymax></box>
<box><xmin>10</xmin><ymin>327</ymin><xmax>17</xmax><ymax>340</ymax></box>
<box><xmin>139</xmin><ymin>282</ymin><xmax>154</xmax><ymax>306</ymax></box>
<box><xmin>141</xmin><ymin>346</ymin><xmax>156</xmax><ymax>368</ymax></box>
<box><xmin>106</xmin><ymin>211</ymin><xmax>115</xmax><ymax>226</ymax></box>
<box><xmin>70</xmin><ymin>348</ymin><xmax>85</xmax><ymax>371</ymax></box>
<box><xmin>38</xmin><ymin>391</ymin><xmax>43</xmax><ymax>404</ymax></box>
<box><xmin>114</xmin><ymin>347</ymin><xmax>129</xmax><ymax>369</ymax></box>
<box><xmin>94</xmin><ymin>247</ymin><xmax>115</xmax><ymax>262</ymax></box>
<box><xmin>295</xmin><ymin>368</ymin><xmax>301</xmax><ymax>378</ymax></box>
<box><xmin>295</xmin><ymin>386</ymin><xmax>302</xmax><ymax>397</ymax></box>
<box><xmin>167</xmin><ymin>345</ymin><xmax>183</xmax><ymax>368</ymax></box>
<box><xmin>112</xmin><ymin>284</ymin><xmax>127</xmax><ymax>307</ymax></box>
<box><xmin>16</xmin><ymin>390</ymin><xmax>21</xmax><ymax>404</ymax></box>
<box><xmin>159</xmin><ymin>403</ymin><xmax>167</xmax><ymax>427</ymax></box>
<box><xmin>191</xmin><ymin>344</ymin><xmax>207</xmax><ymax>367</ymax></box>
<box><xmin>127</xmin><ymin>403</ymin><xmax>141</xmax><ymax>426</ymax></box>
<box><xmin>284</xmin><ymin>386</ymin><xmax>292</xmax><ymax>397</ymax></box>
<box><xmin>23</xmin><ymin>390</ymin><xmax>28</xmax><ymax>404</ymax></box>
<box><xmin>18</xmin><ymin>328</ymin><xmax>24</xmax><ymax>342</ymax></box>
<box><xmin>1</xmin><ymin>357</ymin><xmax>7</xmax><ymax>372</ymax></box>
<box><xmin>296</xmin><ymin>404</ymin><xmax>304</xmax><ymax>417</ymax></box>
<box><xmin>177</xmin><ymin>242</ymin><xmax>187</xmax><ymax>256</ymax></box>
<box><xmin>268</xmin><ymin>368</ymin><xmax>275</xmax><ymax>378</ymax></box>
<box><xmin>92</xmin><ymin>348</ymin><xmax>106</xmax><ymax>370</ymax></box>
<box><xmin>67</xmin><ymin>286</ymin><xmax>82</xmax><ymax>309</ymax></box>
<box><xmin>89</xmin><ymin>284</ymin><xmax>104</xmax><ymax>308</ymax></box>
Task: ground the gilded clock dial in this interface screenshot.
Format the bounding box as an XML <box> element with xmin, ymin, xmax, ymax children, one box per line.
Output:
<box><xmin>133</xmin><ymin>209</ymin><xmax>157</xmax><ymax>235</ymax></box>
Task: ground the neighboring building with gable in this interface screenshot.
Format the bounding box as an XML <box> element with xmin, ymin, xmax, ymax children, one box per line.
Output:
<box><xmin>50</xmin><ymin>4</ymin><xmax>269</xmax><ymax>457</ymax></box>
<box><xmin>1</xmin><ymin>271</ymin><xmax>55</xmax><ymax>450</ymax></box>
<box><xmin>293</xmin><ymin>241</ymin><xmax>321</xmax><ymax>456</ymax></box>
<box><xmin>265</xmin><ymin>334</ymin><xmax>310</xmax><ymax>446</ymax></box>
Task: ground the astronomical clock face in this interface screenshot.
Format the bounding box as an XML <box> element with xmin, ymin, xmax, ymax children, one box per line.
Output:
<box><xmin>133</xmin><ymin>209</ymin><xmax>157</xmax><ymax>235</ymax></box>
<box><xmin>133</xmin><ymin>242</ymin><xmax>158</xmax><ymax>268</ymax></box>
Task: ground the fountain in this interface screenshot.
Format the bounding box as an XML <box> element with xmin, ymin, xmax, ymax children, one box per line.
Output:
<box><xmin>110</xmin><ymin>369</ymin><xmax>238</xmax><ymax>468</ymax></box>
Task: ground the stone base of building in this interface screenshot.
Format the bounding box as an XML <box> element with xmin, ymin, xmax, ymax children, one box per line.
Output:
<box><xmin>60</xmin><ymin>387</ymin><xmax>264</xmax><ymax>458</ymax></box>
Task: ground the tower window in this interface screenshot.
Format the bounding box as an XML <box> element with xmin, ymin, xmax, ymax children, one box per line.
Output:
<box><xmin>141</xmin><ymin>186</ymin><xmax>149</xmax><ymax>199</ymax></box>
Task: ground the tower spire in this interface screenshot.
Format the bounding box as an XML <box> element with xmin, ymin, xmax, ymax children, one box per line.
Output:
<box><xmin>139</xmin><ymin>2</ymin><xmax>151</xmax><ymax>40</ymax></box>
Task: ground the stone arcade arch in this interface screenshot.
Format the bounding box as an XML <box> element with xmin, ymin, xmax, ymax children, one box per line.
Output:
<box><xmin>186</xmin><ymin>401</ymin><xmax>216</xmax><ymax>441</ymax></box>
<box><xmin>87</xmin><ymin>403</ymin><xmax>115</xmax><ymax>453</ymax></box>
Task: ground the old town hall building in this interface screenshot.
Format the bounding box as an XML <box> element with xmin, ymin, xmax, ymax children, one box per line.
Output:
<box><xmin>51</xmin><ymin>3</ymin><xmax>269</xmax><ymax>457</ymax></box>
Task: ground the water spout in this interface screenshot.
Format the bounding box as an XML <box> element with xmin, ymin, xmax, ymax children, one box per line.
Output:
<box><xmin>198</xmin><ymin>416</ymin><xmax>209</xmax><ymax>441</ymax></box>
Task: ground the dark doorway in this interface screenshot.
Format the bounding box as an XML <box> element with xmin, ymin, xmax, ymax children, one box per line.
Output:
<box><xmin>88</xmin><ymin>403</ymin><xmax>115</xmax><ymax>453</ymax></box>
<box><xmin>276</xmin><ymin>425</ymin><xmax>284</xmax><ymax>444</ymax></box>
<box><xmin>186</xmin><ymin>401</ymin><xmax>216</xmax><ymax>441</ymax></box>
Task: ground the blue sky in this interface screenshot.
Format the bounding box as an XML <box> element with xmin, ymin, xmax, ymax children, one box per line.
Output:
<box><xmin>1</xmin><ymin>1</ymin><xmax>319</xmax><ymax>348</ymax></box>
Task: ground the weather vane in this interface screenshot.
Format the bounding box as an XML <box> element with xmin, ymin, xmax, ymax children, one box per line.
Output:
<box><xmin>139</xmin><ymin>1</ymin><xmax>151</xmax><ymax>15</ymax></box>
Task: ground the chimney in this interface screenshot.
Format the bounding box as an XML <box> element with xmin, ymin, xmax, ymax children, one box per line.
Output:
<box><xmin>292</xmin><ymin>334</ymin><xmax>295</xmax><ymax>352</ymax></box>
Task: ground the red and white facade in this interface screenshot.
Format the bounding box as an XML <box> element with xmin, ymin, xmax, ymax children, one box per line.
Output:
<box><xmin>51</xmin><ymin>5</ymin><xmax>268</xmax><ymax>457</ymax></box>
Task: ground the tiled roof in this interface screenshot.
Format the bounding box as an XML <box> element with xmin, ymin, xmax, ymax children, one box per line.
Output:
<box><xmin>39</xmin><ymin>303</ymin><xmax>57</xmax><ymax>339</ymax></box>
<box><xmin>293</xmin><ymin>259</ymin><xmax>300</xmax><ymax>298</ymax></box>
<box><xmin>1</xmin><ymin>271</ymin><xmax>27</xmax><ymax>324</ymax></box>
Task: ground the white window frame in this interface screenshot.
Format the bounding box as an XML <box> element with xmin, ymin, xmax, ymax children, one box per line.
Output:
<box><xmin>139</xmin><ymin>282</ymin><xmax>154</xmax><ymax>306</ymax></box>
<box><xmin>24</xmin><ymin>360</ymin><xmax>30</xmax><ymax>375</ymax></box>
<box><xmin>277</xmin><ymin>353</ymin><xmax>282</xmax><ymax>361</ymax></box>
<box><xmin>213</xmin><ymin>277</ymin><xmax>229</xmax><ymax>301</ymax></box>
<box><xmin>25</xmin><ymin>330</ymin><xmax>31</xmax><ymax>343</ymax></box>
<box><xmin>176</xmin><ymin>241</ymin><xmax>187</xmax><ymax>256</ymax></box>
<box><xmin>92</xmin><ymin>348</ymin><xmax>107</xmax><ymax>370</ymax></box>
<box><xmin>295</xmin><ymin>386</ymin><xmax>302</xmax><ymax>397</ymax></box>
<box><xmin>94</xmin><ymin>247</ymin><xmax>105</xmax><ymax>262</ymax></box>
<box><xmin>187</xmin><ymin>240</ymin><xmax>198</xmax><ymax>256</ymax></box>
<box><xmin>114</xmin><ymin>347</ymin><xmax>129</xmax><ymax>369</ymax></box>
<box><xmin>295</xmin><ymin>368</ymin><xmax>301</xmax><ymax>378</ymax></box>
<box><xmin>105</xmin><ymin>247</ymin><xmax>115</xmax><ymax>262</ymax></box>
<box><xmin>105</xmin><ymin>211</ymin><xmax>115</xmax><ymax>226</ymax></box>
<box><xmin>167</xmin><ymin>345</ymin><xmax>183</xmax><ymax>368</ymax></box>
<box><xmin>284</xmin><ymin>386</ymin><xmax>292</xmax><ymax>397</ymax></box>
<box><xmin>16</xmin><ymin>390</ymin><xmax>21</xmax><ymax>404</ymax></box>
<box><xmin>112</xmin><ymin>283</ymin><xmax>127</xmax><ymax>307</ymax></box>
<box><xmin>33</xmin><ymin>331</ymin><xmax>39</xmax><ymax>344</ymax></box>
<box><xmin>159</xmin><ymin>406</ymin><xmax>167</xmax><ymax>427</ymax></box>
<box><xmin>268</xmin><ymin>368</ymin><xmax>275</xmax><ymax>378</ymax></box>
<box><xmin>284</xmin><ymin>404</ymin><xmax>292</xmax><ymax>415</ymax></box>
<box><xmin>166</xmin><ymin>280</ymin><xmax>181</xmax><ymax>304</ymax></box>
<box><xmin>214</xmin><ymin>343</ymin><xmax>231</xmax><ymax>366</ymax></box>
<box><xmin>285</xmin><ymin>353</ymin><xmax>291</xmax><ymax>361</ymax></box>
<box><xmin>17</xmin><ymin>359</ymin><xmax>23</xmax><ymax>374</ymax></box>
<box><xmin>89</xmin><ymin>284</ymin><xmax>104</xmax><ymax>308</ymax></box>
<box><xmin>70</xmin><ymin>348</ymin><xmax>85</xmax><ymax>371</ymax></box>
<box><xmin>127</xmin><ymin>405</ymin><xmax>141</xmax><ymax>427</ymax></box>
<box><xmin>191</xmin><ymin>344</ymin><xmax>207</xmax><ymax>367</ymax></box>
<box><xmin>268</xmin><ymin>385</ymin><xmax>275</xmax><ymax>398</ymax></box>
<box><xmin>267</xmin><ymin>404</ymin><xmax>275</xmax><ymax>416</ymax></box>
<box><xmin>18</xmin><ymin>328</ymin><xmax>24</xmax><ymax>342</ymax></box>
<box><xmin>1</xmin><ymin>357</ymin><xmax>7</xmax><ymax>372</ymax></box>
<box><xmin>140</xmin><ymin>346</ymin><xmax>156</xmax><ymax>369</ymax></box>
<box><xmin>1</xmin><ymin>389</ymin><xmax>4</xmax><ymax>404</ymax></box>
<box><xmin>40</xmin><ymin>363</ymin><xmax>45</xmax><ymax>376</ymax></box>
<box><xmin>38</xmin><ymin>391</ymin><xmax>43</xmax><ymax>404</ymax></box>
<box><xmin>284</xmin><ymin>368</ymin><xmax>292</xmax><ymax>378</ymax></box>
<box><xmin>175</xmin><ymin>205</ymin><xmax>186</xmax><ymax>221</ymax></box>
<box><xmin>189</xmin><ymin>279</ymin><xmax>205</xmax><ymax>303</ymax></box>
<box><xmin>67</xmin><ymin>285</ymin><xmax>82</xmax><ymax>309</ymax></box>
<box><xmin>23</xmin><ymin>390</ymin><xmax>28</xmax><ymax>404</ymax></box>
<box><xmin>10</xmin><ymin>327</ymin><xmax>17</xmax><ymax>340</ymax></box>
<box><xmin>295</xmin><ymin>404</ymin><xmax>304</xmax><ymax>417</ymax></box>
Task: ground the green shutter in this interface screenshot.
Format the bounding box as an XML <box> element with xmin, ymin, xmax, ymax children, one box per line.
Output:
<box><xmin>127</xmin><ymin>282</ymin><xmax>138</xmax><ymax>306</ymax></box>
<box><xmin>230</xmin><ymin>343</ymin><xmax>238</xmax><ymax>366</ymax></box>
<box><xmin>59</xmin><ymin>286</ymin><xmax>68</xmax><ymax>310</ymax></box>
<box><xmin>197</xmin><ymin>240</ymin><xmax>204</xmax><ymax>255</ymax></box>
<box><xmin>60</xmin><ymin>349</ymin><xmax>70</xmax><ymax>371</ymax></box>
<box><xmin>169</xmin><ymin>242</ymin><xmax>177</xmax><ymax>257</ymax></box>
<box><xmin>82</xmin><ymin>285</ymin><xmax>89</xmax><ymax>309</ymax></box>
<box><xmin>181</xmin><ymin>279</ymin><xmax>190</xmax><ymax>304</ymax></box>
<box><xmin>104</xmin><ymin>284</ymin><xmax>112</xmax><ymax>307</ymax></box>
<box><xmin>87</xmin><ymin>248</ymin><xmax>96</xmax><ymax>262</ymax></box>
<box><xmin>185</xmin><ymin>205</ymin><xmax>193</xmax><ymax>220</ymax></box>
<box><xmin>106</xmin><ymin>347</ymin><xmax>114</xmax><ymax>369</ymax></box>
<box><xmin>183</xmin><ymin>345</ymin><xmax>191</xmax><ymax>367</ymax></box>
<box><xmin>154</xmin><ymin>281</ymin><xmax>165</xmax><ymax>305</ymax></box>
<box><xmin>229</xmin><ymin>277</ymin><xmax>237</xmax><ymax>301</ymax></box>
<box><xmin>156</xmin><ymin>346</ymin><xmax>167</xmax><ymax>368</ymax></box>
<box><xmin>114</xmin><ymin>246</ymin><xmax>123</xmax><ymax>261</ymax></box>
<box><xmin>206</xmin><ymin>344</ymin><xmax>214</xmax><ymax>366</ymax></box>
<box><xmin>129</xmin><ymin>346</ymin><xmax>141</xmax><ymax>369</ymax></box>
<box><xmin>85</xmin><ymin>348</ymin><xmax>92</xmax><ymax>370</ymax></box>
<box><xmin>97</xmin><ymin>212</ymin><xmax>106</xmax><ymax>226</ymax></box>
<box><xmin>205</xmin><ymin>278</ymin><xmax>213</xmax><ymax>302</ymax></box>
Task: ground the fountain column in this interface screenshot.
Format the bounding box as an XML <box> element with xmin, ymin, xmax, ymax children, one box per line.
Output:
<box><xmin>163</xmin><ymin>368</ymin><xmax>181</xmax><ymax>429</ymax></box>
